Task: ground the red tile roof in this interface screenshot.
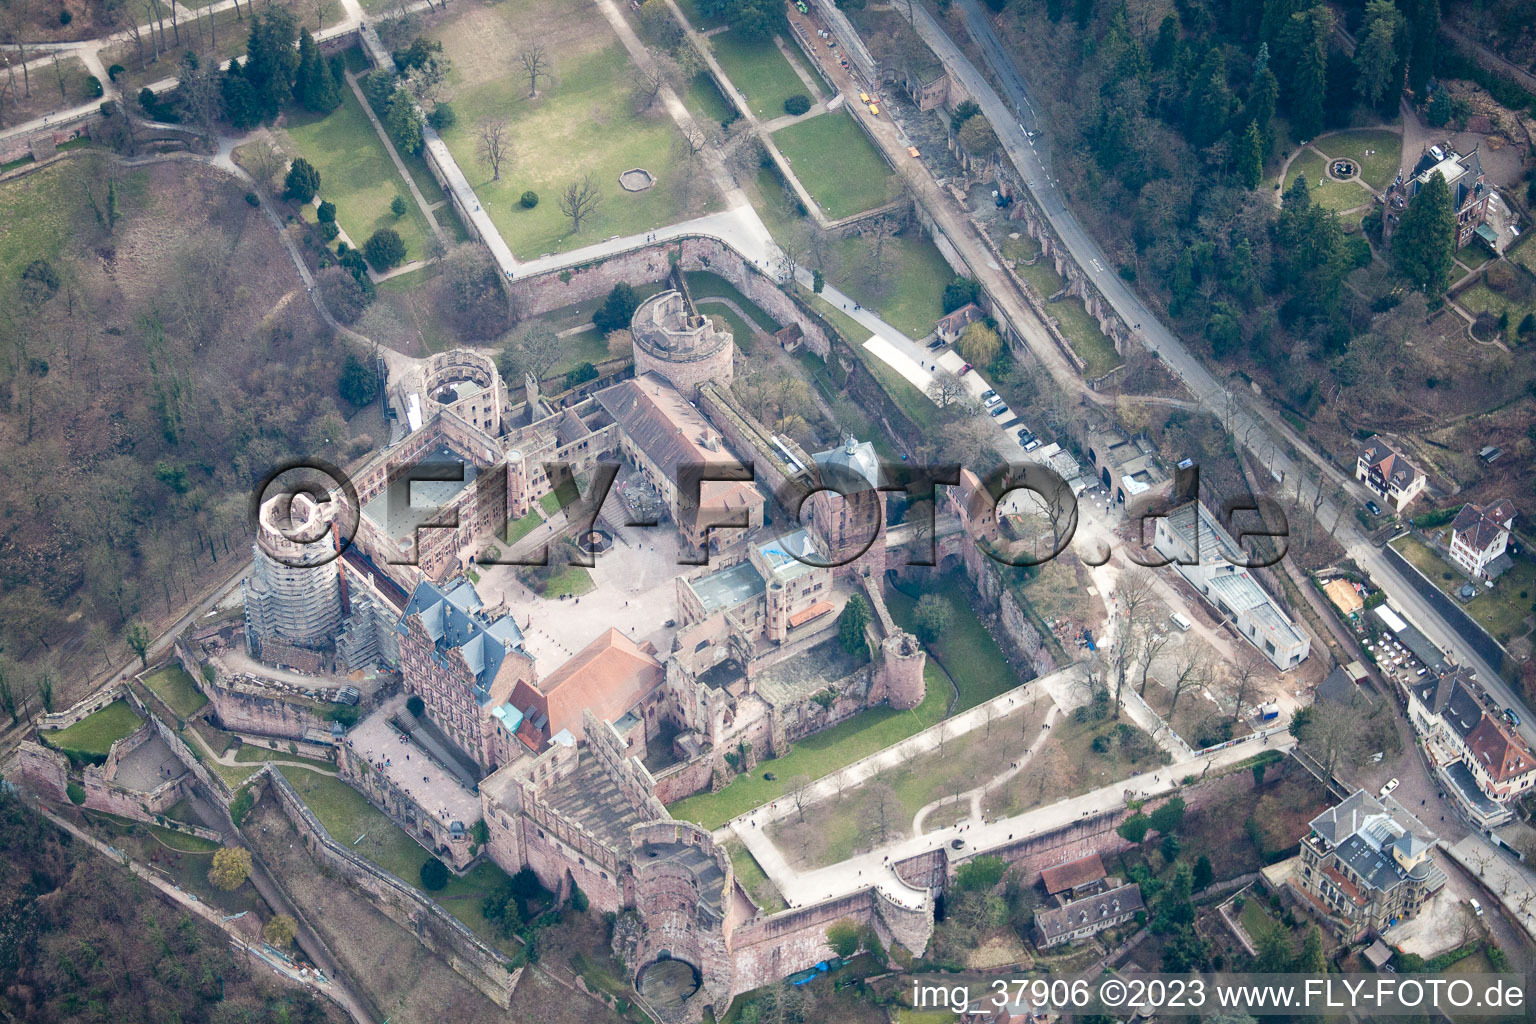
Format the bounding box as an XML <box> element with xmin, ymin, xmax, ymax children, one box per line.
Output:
<box><xmin>1040</xmin><ymin>853</ymin><xmax>1106</xmax><ymax>895</ymax></box>
<box><xmin>514</xmin><ymin>629</ymin><xmax>664</xmax><ymax>745</ymax></box>
<box><xmin>1465</xmin><ymin>714</ymin><xmax>1536</xmax><ymax>783</ymax></box>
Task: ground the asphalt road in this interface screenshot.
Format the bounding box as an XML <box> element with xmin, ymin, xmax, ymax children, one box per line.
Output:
<box><xmin>915</xmin><ymin>0</ymin><xmax>1531</xmax><ymax>745</ymax></box>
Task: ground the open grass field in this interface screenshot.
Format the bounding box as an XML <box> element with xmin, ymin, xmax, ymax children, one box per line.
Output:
<box><xmin>433</xmin><ymin>1</ymin><xmax>717</xmax><ymax>259</ymax></box>
<box><xmin>1015</xmin><ymin>256</ymin><xmax>1124</xmax><ymax>377</ymax></box>
<box><xmin>283</xmin><ymin>87</ymin><xmax>433</xmax><ymax>263</ymax></box>
<box><xmin>1313</xmin><ymin>127</ymin><xmax>1402</xmax><ymax>191</ymax></box>
<box><xmin>141</xmin><ymin>664</ymin><xmax>208</xmax><ymax>719</ymax></box>
<box><xmin>1</xmin><ymin>55</ymin><xmax>96</xmax><ymax>125</ymax></box>
<box><xmin>42</xmin><ymin>700</ymin><xmax>144</xmax><ymax>756</ymax></box>
<box><xmin>983</xmin><ymin>712</ymin><xmax>1167</xmax><ymax>819</ymax></box>
<box><xmin>667</xmin><ymin>661</ymin><xmax>949</xmax><ymax>828</ymax></box>
<box><xmin>772</xmin><ymin>111</ymin><xmax>892</xmax><ymax>220</ymax></box>
<box><xmin>1281</xmin><ymin>147</ymin><xmax>1373</xmax><ymax>212</ymax></box>
<box><xmin>682</xmin><ymin>70</ymin><xmax>734</xmax><ymax>127</ymax></box>
<box><xmin>0</xmin><ymin>154</ymin><xmax>148</xmax><ymax>278</ymax></box>
<box><xmin>831</xmin><ymin>227</ymin><xmax>952</xmax><ymax>340</ymax></box>
<box><xmin>709</xmin><ymin>30</ymin><xmax>806</xmax><ymax>118</ymax></box>
<box><xmin>232</xmin><ymin>742</ymin><xmax>336</xmax><ymax>771</ymax></box>
<box><xmin>769</xmin><ymin>700</ymin><xmax>1052</xmax><ymax>869</ymax></box>
<box><xmin>1391</xmin><ymin>533</ymin><xmax>1536</xmax><ymax>645</ymax></box>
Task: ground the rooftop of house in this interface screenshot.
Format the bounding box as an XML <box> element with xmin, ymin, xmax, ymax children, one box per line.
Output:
<box><xmin>511</xmin><ymin>628</ymin><xmax>663</xmax><ymax>746</ymax></box>
<box><xmin>755</xmin><ymin>528</ymin><xmax>825</xmax><ymax>583</ymax></box>
<box><xmin>1452</xmin><ymin>499</ymin><xmax>1517</xmax><ymax>553</ymax></box>
<box><xmin>1033</xmin><ymin>883</ymin><xmax>1144</xmax><ymax>942</ymax></box>
<box><xmin>1357</xmin><ymin>436</ymin><xmax>1424</xmax><ymax>491</ymax></box>
<box><xmin>1039</xmin><ymin>852</ymin><xmax>1107</xmax><ymax>895</ymax></box>
<box><xmin>936</xmin><ymin>302</ymin><xmax>984</xmax><ymax>337</ymax></box>
<box><xmin>1308</xmin><ymin>789</ymin><xmax>1441</xmax><ymax>895</ymax></box>
<box><xmin>1464</xmin><ymin>714</ymin><xmax>1536</xmax><ymax>783</ymax></box>
<box><xmin>685</xmin><ymin>558</ymin><xmax>766</xmax><ymax>615</ymax></box>
<box><xmin>594</xmin><ymin>374</ymin><xmax>761</xmax><ymax>514</ymax></box>
<box><xmin>396</xmin><ymin>579</ymin><xmax>524</xmax><ymax>702</ymax></box>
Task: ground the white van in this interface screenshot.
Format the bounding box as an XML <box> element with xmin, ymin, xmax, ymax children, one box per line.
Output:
<box><xmin>1470</xmin><ymin>898</ymin><xmax>1484</xmax><ymax>917</ymax></box>
<box><xmin>1170</xmin><ymin>612</ymin><xmax>1193</xmax><ymax>632</ymax></box>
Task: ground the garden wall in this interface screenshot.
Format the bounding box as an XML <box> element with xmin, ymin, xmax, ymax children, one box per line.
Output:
<box><xmin>259</xmin><ymin>766</ymin><xmax>520</xmax><ymax>1008</ymax></box>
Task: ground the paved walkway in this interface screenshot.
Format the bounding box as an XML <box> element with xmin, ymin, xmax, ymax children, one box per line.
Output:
<box><xmin>736</xmin><ymin>726</ymin><xmax>1293</xmax><ymax>912</ymax></box>
<box><xmin>910</xmin><ymin>700</ymin><xmax>1061</xmax><ymax>835</ymax></box>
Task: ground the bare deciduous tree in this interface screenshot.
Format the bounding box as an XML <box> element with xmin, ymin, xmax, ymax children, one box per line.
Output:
<box><xmin>1227</xmin><ymin>649</ymin><xmax>1263</xmax><ymax>724</ymax></box>
<box><xmin>243</xmin><ymin>139</ymin><xmax>287</xmax><ymax>195</ymax></box>
<box><xmin>519</xmin><ymin>40</ymin><xmax>550</xmax><ymax>97</ymax></box>
<box><xmin>862</xmin><ymin>783</ymin><xmax>899</xmax><ymax>844</ymax></box>
<box><xmin>501</xmin><ymin>321</ymin><xmax>562</xmax><ymax>384</ymax></box>
<box><xmin>558</xmin><ymin>174</ymin><xmax>602</xmax><ymax>232</ymax></box>
<box><xmin>787</xmin><ymin>774</ymin><xmax>812</xmax><ymax>821</ymax></box>
<box><xmin>630</xmin><ymin>52</ymin><xmax>679</xmax><ymax>111</ymax></box>
<box><xmin>860</xmin><ymin>216</ymin><xmax>898</xmax><ymax>292</ymax></box>
<box><xmin>475</xmin><ymin>117</ymin><xmax>509</xmax><ymax>180</ymax></box>
<box><xmin>311</xmin><ymin>0</ymin><xmax>335</xmax><ymax>30</ymax></box>
<box><xmin>1165</xmin><ymin>645</ymin><xmax>1207</xmax><ymax>718</ymax></box>
<box><xmin>925</xmin><ymin>369</ymin><xmax>969</xmax><ymax>409</ymax></box>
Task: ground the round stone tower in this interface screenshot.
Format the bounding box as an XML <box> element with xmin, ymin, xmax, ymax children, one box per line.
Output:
<box><xmin>630</xmin><ymin>287</ymin><xmax>735</xmax><ymax>397</ymax></box>
<box><xmin>876</xmin><ymin>631</ymin><xmax>927</xmax><ymax>710</ymax></box>
<box><xmin>506</xmin><ymin>448</ymin><xmax>530</xmax><ymax>520</ymax></box>
<box><xmin>244</xmin><ymin>491</ymin><xmax>343</xmax><ymax>651</ymax></box>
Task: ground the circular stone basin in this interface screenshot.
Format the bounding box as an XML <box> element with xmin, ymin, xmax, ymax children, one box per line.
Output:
<box><xmin>585</xmin><ymin>526</ymin><xmax>614</xmax><ymax>553</ymax></box>
<box><xmin>636</xmin><ymin>958</ymin><xmax>700</xmax><ymax>1010</ymax></box>
<box><xmin>619</xmin><ymin>167</ymin><xmax>656</xmax><ymax>192</ymax></box>
<box><xmin>1331</xmin><ymin>159</ymin><xmax>1357</xmax><ymax>179</ymax></box>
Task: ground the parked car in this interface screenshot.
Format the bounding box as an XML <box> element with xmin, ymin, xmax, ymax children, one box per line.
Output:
<box><xmin>1470</xmin><ymin>898</ymin><xmax>1484</xmax><ymax>916</ymax></box>
<box><xmin>959</xmin><ymin>363</ymin><xmax>972</xmax><ymax>374</ymax></box>
<box><xmin>1016</xmin><ymin>428</ymin><xmax>1034</xmax><ymax>443</ymax></box>
<box><xmin>926</xmin><ymin>337</ymin><xmax>945</xmax><ymax>350</ymax></box>
<box><xmin>991</xmin><ymin>404</ymin><xmax>1010</xmax><ymax>418</ymax></box>
<box><xmin>1379</xmin><ymin>777</ymin><xmax>1399</xmax><ymax>798</ymax></box>
<box><xmin>1023</xmin><ymin>438</ymin><xmax>1041</xmax><ymax>452</ymax></box>
<box><xmin>1365</xmin><ymin>499</ymin><xmax>1383</xmax><ymax>516</ymax></box>
<box><xmin>984</xmin><ymin>394</ymin><xmax>1002</xmax><ymax>408</ymax></box>
<box><xmin>1504</xmin><ymin>708</ymin><xmax>1522</xmax><ymax>727</ymax></box>
<box><xmin>982</xmin><ymin>389</ymin><xmax>997</xmax><ymax>400</ymax></box>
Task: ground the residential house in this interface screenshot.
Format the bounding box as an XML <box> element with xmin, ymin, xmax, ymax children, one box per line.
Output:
<box><xmin>1292</xmin><ymin>789</ymin><xmax>1445</xmax><ymax>941</ymax></box>
<box><xmin>1406</xmin><ymin>664</ymin><xmax>1536</xmax><ymax>828</ymax></box>
<box><xmin>1355</xmin><ymin>436</ymin><xmax>1426</xmax><ymax>512</ymax></box>
<box><xmin>1033</xmin><ymin>882</ymin><xmax>1144</xmax><ymax>949</ymax></box>
<box><xmin>935</xmin><ymin>302</ymin><xmax>985</xmax><ymax>346</ymax></box>
<box><xmin>1449</xmin><ymin>499</ymin><xmax>1516</xmax><ymax>581</ymax></box>
<box><xmin>1384</xmin><ymin>144</ymin><xmax>1494</xmax><ymax>249</ymax></box>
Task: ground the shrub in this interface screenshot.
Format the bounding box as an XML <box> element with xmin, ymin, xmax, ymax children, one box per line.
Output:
<box><xmin>570</xmin><ymin>885</ymin><xmax>589</xmax><ymax>913</ymax></box>
<box><xmin>406</xmin><ymin>694</ymin><xmax>426</xmax><ymax>717</ymax></box>
<box><xmin>209</xmin><ymin>847</ymin><xmax>253</xmax><ymax>890</ymax></box>
<box><xmin>420</xmin><ymin>857</ymin><xmax>449</xmax><ymax>891</ymax></box>
<box><xmin>284</xmin><ymin>158</ymin><xmax>322</xmax><ymax>204</ymax></box>
<box><xmin>59</xmin><ymin>9</ymin><xmax>72</xmax><ymax>24</ymax></box>
<box><xmin>427</xmin><ymin>102</ymin><xmax>456</xmax><ymax>131</ymax></box>
<box><xmin>826</xmin><ymin>919</ymin><xmax>862</xmax><ymax>958</ymax></box>
<box><xmin>318</xmin><ymin>266</ymin><xmax>369</xmax><ymax>324</ymax></box>
<box><xmin>942</xmin><ymin>276</ymin><xmax>980</xmax><ymax>313</ymax></box>
<box><xmin>955</xmin><ymin>856</ymin><xmax>1007</xmax><ymax>892</ymax></box>
<box><xmin>318</xmin><ymin>220</ymin><xmax>340</xmax><ymax>242</ymax></box>
<box><xmin>520</xmin><ymin>190</ymin><xmax>539</xmax><ymax>209</ymax></box>
<box><xmin>317</xmin><ymin>200</ymin><xmax>337</xmax><ymax>223</ymax></box>
<box><xmin>244</xmin><ymin>192</ymin><xmax>260</xmax><ymax>207</ymax></box>
<box><xmin>563</xmin><ymin>362</ymin><xmax>599</xmax><ymax>389</ymax></box>
<box><xmin>593</xmin><ymin>282</ymin><xmax>640</xmax><ymax>334</ymax></box>
<box><xmin>391</xmin><ymin>195</ymin><xmax>409</xmax><ymax>218</ymax></box>
<box><xmin>108</xmin><ymin>64</ymin><xmax>125</xmax><ymax>81</ymax></box>
<box><xmin>66</xmin><ymin>782</ymin><xmax>86</xmax><ymax>805</ymax></box>
<box><xmin>784</xmin><ymin>93</ymin><xmax>811</xmax><ymax>116</ymax></box>
<box><xmin>363</xmin><ymin>228</ymin><xmax>407</xmax><ymax>270</ymax></box>
<box><xmin>84</xmin><ymin>75</ymin><xmax>102</xmax><ymax>98</ymax></box>
<box><xmin>229</xmin><ymin>785</ymin><xmax>255</xmax><ymax>826</ymax></box>
<box><xmin>262</xmin><ymin>914</ymin><xmax>298</xmax><ymax>947</ymax></box>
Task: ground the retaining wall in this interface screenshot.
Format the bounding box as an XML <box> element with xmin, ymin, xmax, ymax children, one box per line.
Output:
<box><xmin>259</xmin><ymin>766</ymin><xmax>519</xmax><ymax>1008</ymax></box>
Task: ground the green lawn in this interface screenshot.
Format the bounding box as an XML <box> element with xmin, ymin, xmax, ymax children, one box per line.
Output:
<box><xmin>233</xmin><ymin>743</ymin><xmax>335</xmax><ymax>772</ymax></box>
<box><xmin>438</xmin><ymin>41</ymin><xmax>716</xmax><ymax>259</ymax></box>
<box><xmin>0</xmin><ymin>156</ymin><xmax>148</xmax><ymax>279</ymax></box>
<box><xmin>503</xmin><ymin>509</ymin><xmax>545</xmax><ymax>546</ymax></box>
<box><xmin>141</xmin><ymin>665</ymin><xmax>208</xmax><ymax>719</ymax></box>
<box><xmin>1282</xmin><ymin>147</ymin><xmax>1372</xmax><ymax>212</ymax></box>
<box><xmin>42</xmin><ymin>701</ymin><xmax>144</xmax><ymax>756</ymax></box>
<box><xmin>542</xmin><ymin>565</ymin><xmax>595</xmax><ymax>598</ymax></box>
<box><xmin>832</xmin><ymin>229</ymin><xmax>952</xmax><ymax>340</ymax></box>
<box><xmin>709</xmin><ymin>31</ymin><xmax>807</xmax><ymax>118</ymax></box>
<box><xmin>674</xmin><ymin>0</ymin><xmax>727</xmax><ymax>29</ymax></box>
<box><xmin>810</xmin><ymin>294</ymin><xmax>940</xmax><ymax>431</ymax></box>
<box><xmin>284</xmin><ymin>87</ymin><xmax>433</xmax><ymax>263</ymax></box>
<box><xmin>667</xmin><ymin>662</ymin><xmax>948</xmax><ymax>828</ymax></box>
<box><xmin>725</xmin><ymin>840</ymin><xmax>786</xmax><ymax>913</ymax></box>
<box><xmin>683</xmin><ymin>71</ymin><xmax>734</xmax><ymax>127</ymax></box>
<box><xmin>684</xmin><ymin>270</ymin><xmax>778</xmax><ymax>331</ymax></box>
<box><xmin>773</xmin><ymin>111</ymin><xmax>892</xmax><ymax>220</ymax></box>
<box><xmin>539</xmin><ymin>491</ymin><xmax>564</xmax><ymax>516</ymax></box>
<box><xmin>1456</xmin><ymin>276</ymin><xmax>1536</xmax><ymax>341</ymax></box>
<box><xmin>1015</xmin><ymin>256</ymin><xmax>1123</xmax><ymax>377</ymax></box>
<box><xmin>1391</xmin><ymin>533</ymin><xmax>1536</xmax><ymax>645</ymax></box>
<box><xmin>886</xmin><ymin>573</ymin><xmax>1021</xmax><ymax>712</ymax></box>
<box><xmin>1313</xmin><ymin>128</ymin><xmax>1402</xmax><ymax>191</ymax></box>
